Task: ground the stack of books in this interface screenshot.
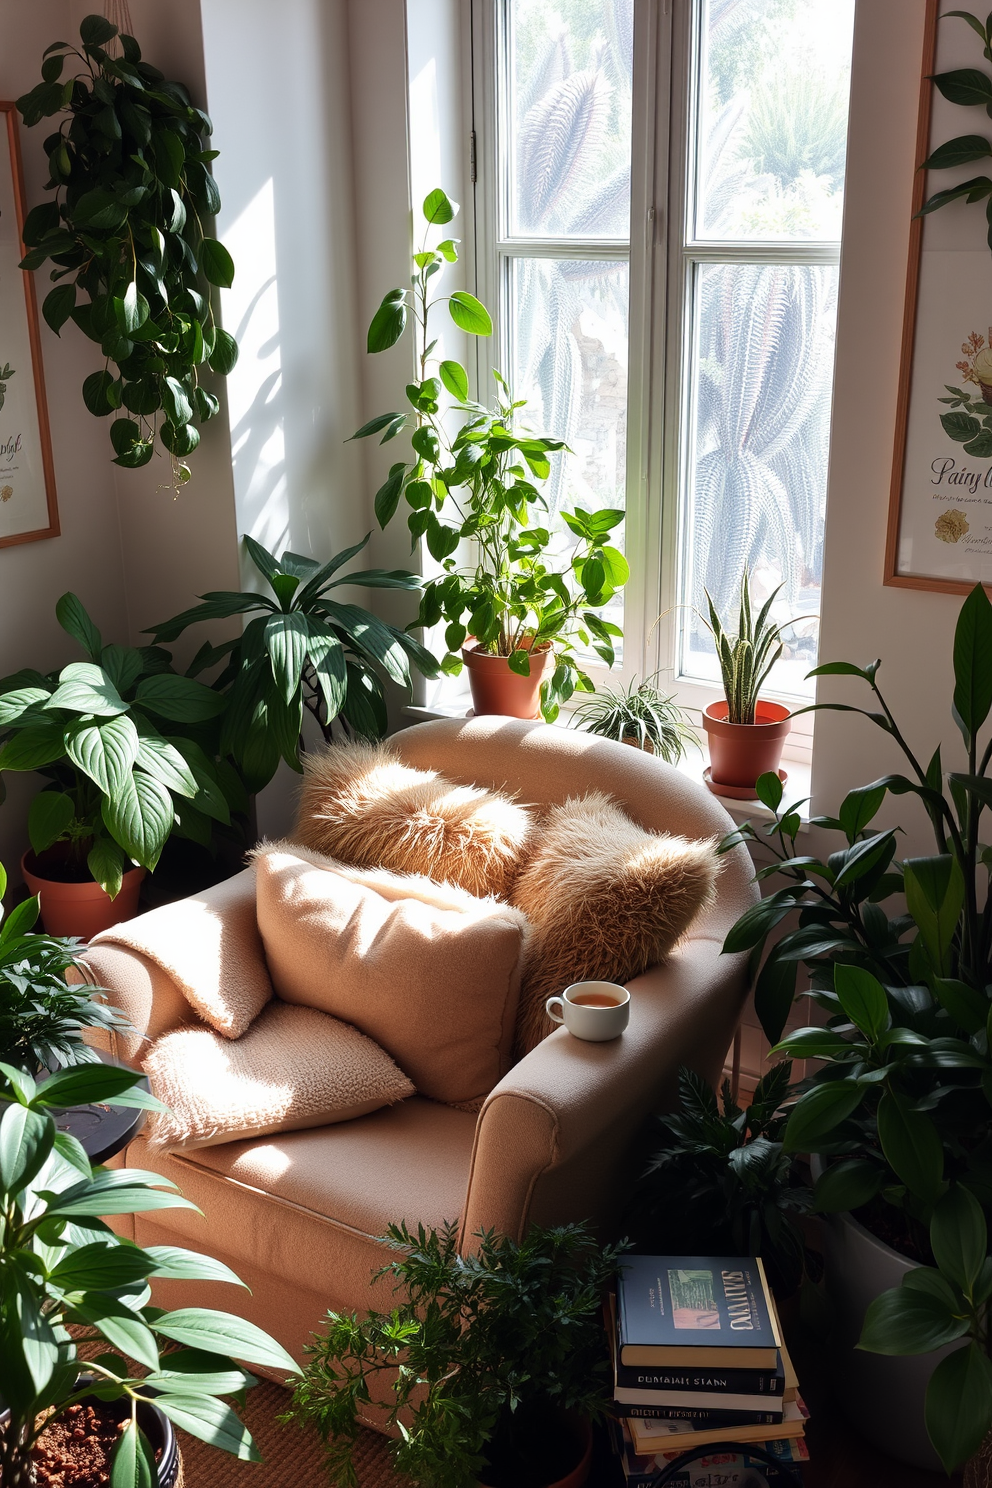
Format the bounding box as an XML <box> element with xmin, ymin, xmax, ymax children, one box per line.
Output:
<box><xmin>609</xmin><ymin>1255</ymin><xmax>808</xmax><ymax>1486</ymax></box>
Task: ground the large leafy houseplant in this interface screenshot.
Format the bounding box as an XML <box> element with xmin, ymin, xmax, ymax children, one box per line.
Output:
<box><xmin>289</xmin><ymin>1221</ymin><xmax>624</xmax><ymax>1488</ymax></box>
<box><xmin>0</xmin><ymin>592</ymin><xmax>235</xmax><ymax>897</ymax></box>
<box><xmin>17</xmin><ymin>14</ymin><xmax>238</xmax><ymax>487</ymax></box>
<box><xmin>148</xmin><ymin>534</ymin><xmax>438</xmax><ymax>792</ymax></box>
<box><xmin>0</xmin><ymin>1060</ymin><xmax>300</xmax><ymax>1488</ymax></box>
<box><xmin>720</xmin><ymin>583</ymin><xmax>992</xmax><ymax>1251</ymax></box>
<box><xmin>628</xmin><ymin>1064</ymin><xmax>810</xmax><ymax>1297</ymax></box>
<box><xmin>352</xmin><ymin>188</ymin><xmax>627</xmax><ymax>722</ymax></box>
<box><xmin>0</xmin><ymin>857</ymin><xmax>130</xmax><ymax>1073</ymax></box>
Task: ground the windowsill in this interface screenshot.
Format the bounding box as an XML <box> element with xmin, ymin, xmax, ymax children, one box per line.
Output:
<box><xmin>401</xmin><ymin>705</ymin><xmax>811</xmax><ymax>829</ymax></box>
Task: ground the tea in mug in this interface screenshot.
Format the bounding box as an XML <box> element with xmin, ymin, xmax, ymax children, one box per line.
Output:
<box><xmin>570</xmin><ymin>992</ymin><xmax>622</xmax><ymax>1007</ymax></box>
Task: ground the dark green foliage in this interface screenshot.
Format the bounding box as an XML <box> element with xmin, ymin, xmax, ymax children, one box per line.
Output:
<box><xmin>16</xmin><ymin>16</ymin><xmax>237</xmax><ymax>483</ymax></box>
<box><xmin>859</xmin><ymin>1185</ymin><xmax>992</xmax><ymax>1472</ymax></box>
<box><xmin>147</xmin><ymin>534</ymin><xmax>439</xmax><ymax>792</ymax></box>
<box><xmin>917</xmin><ymin>11</ymin><xmax>992</xmax><ymax>253</ymax></box>
<box><xmin>0</xmin><ymin>592</ymin><xmax>245</xmax><ymax>894</ymax></box>
<box><xmin>569</xmin><ymin>673</ymin><xmax>698</xmax><ymax>763</ymax></box>
<box><xmin>720</xmin><ymin>584</ymin><xmax>992</xmax><ymax>1250</ymax></box>
<box><xmin>0</xmin><ymin>1060</ymin><xmax>299</xmax><ymax>1487</ymax></box>
<box><xmin>629</xmin><ymin>1066</ymin><xmax>809</xmax><ymax>1297</ymax></box>
<box><xmin>0</xmin><ymin>858</ymin><xmax>131</xmax><ymax>1074</ymax></box>
<box><xmin>354</xmin><ymin>189</ymin><xmax>628</xmax><ymax>722</ymax></box>
<box><xmin>287</xmin><ymin>1221</ymin><xmax>625</xmax><ymax>1488</ymax></box>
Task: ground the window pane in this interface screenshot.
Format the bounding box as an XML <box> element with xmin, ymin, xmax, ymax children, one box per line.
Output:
<box><xmin>695</xmin><ymin>0</ymin><xmax>854</xmax><ymax>243</ymax></box>
<box><xmin>505</xmin><ymin>0</ymin><xmax>633</xmax><ymax>239</ymax></box>
<box><xmin>678</xmin><ymin>261</ymin><xmax>837</xmax><ymax>697</ymax></box>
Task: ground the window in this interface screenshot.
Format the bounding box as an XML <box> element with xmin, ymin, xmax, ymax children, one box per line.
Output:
<box><xmin>473</xmin><ymin>0</ymin><xmax>855</xmax><ymax>728</ymax></box>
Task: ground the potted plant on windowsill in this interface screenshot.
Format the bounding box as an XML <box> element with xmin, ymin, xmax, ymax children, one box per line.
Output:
<box><xmin>288</xmin><ymin>1220</ymin><xmax>625</xmax><ymax>1488</ymax></box>
<box><xmin>716</xmin><ymin>582</ymin><xmax>992</xmax><ymax>1473</ymax></box>
<box><xmin>351</xmin><ymin>188</ymin><xmax>627</xmax><ymax>723</ymax></box>
<box><xmin>699</xmin><ymin>569</ymin><xmax>808</xmax><ymax>796</ymax></box>
<box><xmin>570</xmin><ymin>674</ymin><xmax>697</xmax><ymax>762</ymax></box>
<box><xmin>0</xmin><ymin>593</ymin><xmax>235</xmax><ymax>939</ymax></box>
<box><xmin>0</xmin><ymin>1059</ymin><xmax>300</xmax><ymax>1487</ymax></box>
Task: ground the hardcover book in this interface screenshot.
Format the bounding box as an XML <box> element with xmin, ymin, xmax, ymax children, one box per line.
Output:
<box><xmin>617</xmin><ymin>1255</ymin><xmax>781</xmax><ymax>1369</ymax></box>
<box><xmin>614</xmin><ymin>1360</ymin><xmax>784</xmax><ymax>1394</ymax></box>
<box><xmin>612</xmin><ymin>1420</ymin><xmax>809</xmax><ymax>1488</ymax></box>
<box><xmin>617</xmin><ymin>1403</ymin><xmax>782</xmax><ymax>1425</ymax></box>
<box><xmin>628</xmin><ymin>1397</ymin><xmax>807</xmax><ymax>1455</ymax></box>
<box><xmin>613</xmin><ymin>1382</ymin><xmax>786</xmax><ymax>1417</ymax></box>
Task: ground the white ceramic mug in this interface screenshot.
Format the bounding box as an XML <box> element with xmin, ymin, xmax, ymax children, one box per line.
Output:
<box><xmin>545</xmin><ymin>981</ymin><xmax>630</xmax><ymax>1041</ymax></box>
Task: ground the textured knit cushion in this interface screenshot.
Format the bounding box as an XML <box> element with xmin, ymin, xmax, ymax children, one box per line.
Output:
<box><xmin>292</xmin><ymin>740</ymin><xmax>533</xmax><ymax>899</ymax></box>
<box><xmin>89</xmin><ymin>871</ymin><xmax>271</xmax><ymax>1040</ymax></box>
<box><xmin>510</xmin><ymin>792</ymin><xmax>721</xmax><ymax>1054</ymax></box>
<box><xmin>253</xmin><ymin>843</ymin><xmax>531</xmax><ymax>1106</ymax></box>
<box><xmin>143</xmin><ymin>1002</ymin><xmax>414</xmax><ymax>1151</ymax></box>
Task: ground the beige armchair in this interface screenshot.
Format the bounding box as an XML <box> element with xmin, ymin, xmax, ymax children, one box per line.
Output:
<box><xmin>79</xmin><ymin>716</ymin><xmax>757</xmax><ymax>1371</ymax></box>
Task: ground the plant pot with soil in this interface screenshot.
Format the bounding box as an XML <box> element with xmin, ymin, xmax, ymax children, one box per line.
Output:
<box><xmin>462</xmin><ymin>640</ymin><xmax>552</xmax><ymax>720</ymax></box>
<box><xmin>699</xmin><ymin>568</ymin><xmax>807</xmax><ymax>795</ymax></box>
<box><xmin>0</xmin><ymin>1061</ymin><xmax>300</xmax><ymax>1488</ymax></box>
<box><xmin>1</xmin><ymin>1379</ymin><xmax>182</xmax><ymax>1488</ymax></box>
<box><xmin>288</xmin><ymin>1220</ymin><xmax>624</xmax><ymax>1488</ymax></box>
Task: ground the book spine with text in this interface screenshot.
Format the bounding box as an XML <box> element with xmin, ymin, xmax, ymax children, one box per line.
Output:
<box><xmin>615</xmin><ymin>1403</ymin><xmax>780</xmax><ymax>1426</ymax></box>
<box><xmin>615</xmin><ymin>1361</ymin><xmax>783</xmax><ymax>1394</ymax></box>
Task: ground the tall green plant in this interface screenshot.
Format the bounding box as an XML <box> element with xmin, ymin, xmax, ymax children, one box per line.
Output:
<box><xmin>0</xmin><ymin>1061</ymin><xmax>300</xmax><ymax>1488</ymax></box>
<box><xmin>916</xmin><ymin>10</ymin><xmax>992</xmax><ymax>248</ymax></box>
<box><xmin>702</xmin><ymin>569</ymin><xmax>801</xmax><ymax>723</ymax></box>
<box><xmin>718</xmin><ymin>584</ymin><xmax>992</xmax><ymax>1245</ymax></box>
<box><xmin>17</xmin><ymin>14</ymin><xmax>237</xmax><ymax>486</ymax></box>
<box><xmin>149</xmin><ymin>534</ymin><xmax>438</xmax><ymax>790</ymax></box>
<box><xmin>353</xmin><ymin>188</ymin><xmax>628</xmax><ymax>722</ymax></box>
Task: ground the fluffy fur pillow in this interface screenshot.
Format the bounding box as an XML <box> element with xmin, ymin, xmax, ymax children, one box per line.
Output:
<box><xmin>253</xmin><ymin>842</ymin><xmax>531</xmax><ymax>1106</ymax></box>
<box><xmin>510</xmin><ymin>792</ymin><xmax>721</xmax><ymax>1054</ymax></box>
<box><xmin>292</xmin><ymin>740</ymin><xmax>533</xmax><ymax>899</ymax></box>
<box><xmin>143</xmin><ymin>1002</ymin><xmax>414</xmax><ymax>1151</ymax></box>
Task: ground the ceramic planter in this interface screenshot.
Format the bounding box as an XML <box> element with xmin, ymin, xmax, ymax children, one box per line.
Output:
<box><xmin>702</xmin><ymin>699</ymin><xmax>790</xmax><ymax>793</ymax></box>
<box><xmin>0</xmin><ymin>1376</ymin><xmax>182</xmax><ymax>1487</ymax></box>
<box><xmin>22</xmin><ymin>852</ymin><xmax>145</xmax><ymax>940</ymax></box>
<box><xmin>815</xmin><ymin>1175</ymin><xmax>952</xmax><ymax>1472</ymax></box>
<box><xmin>462</xmin><ymin>643</ymin><xmax>551</xmax><ymax>720</ymax></box>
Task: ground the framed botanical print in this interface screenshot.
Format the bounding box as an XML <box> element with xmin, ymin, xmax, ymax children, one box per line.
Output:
<box><xmin>0</xmin><ymin>101</ymin><xmax>59</xmax><ymax>547</ymax></box>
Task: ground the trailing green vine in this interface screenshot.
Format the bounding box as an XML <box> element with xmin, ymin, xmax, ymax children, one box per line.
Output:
<box><xmin>16</xmin><ymin>13</ymin><xmax>237</xmax><ymax>489</ymax></box>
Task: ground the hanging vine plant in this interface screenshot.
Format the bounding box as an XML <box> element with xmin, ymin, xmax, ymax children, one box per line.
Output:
<box><xmin>16</xmin><ymin>12</ymin><xmax>237</xmax><ymax>487</ymax></box>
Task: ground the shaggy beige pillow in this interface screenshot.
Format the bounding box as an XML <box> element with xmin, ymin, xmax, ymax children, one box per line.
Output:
<box><xmin>143</xmin><ymin>1002</ymin><xmax>414</xmax><ymax>1151</ymax></box>
<box><xmin>292</xmin><ymin>740</ymin><xmax>533</xmax><ymax>899</ymax></box>
<box><xmin>510</xmin><ymin>792</ymin><xmax>721</xmax><ymax>1054</ymax></box>
<box><xmin>253</xmin><ymin>842</ymin><xmax>531</xmax><ymax>1106</ymax></box>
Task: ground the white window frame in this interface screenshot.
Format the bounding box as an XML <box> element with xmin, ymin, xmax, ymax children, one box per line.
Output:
<box><xmin>466</xmin><ymin>0</ymin><xmax>849</xmax><ymax>763</ymax></box>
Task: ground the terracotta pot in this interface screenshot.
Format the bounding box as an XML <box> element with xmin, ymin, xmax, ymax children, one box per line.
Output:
<box><xmin>21</xmin><ymin>852</ymin><xmax>145</xmax><ymax>940</ymax></box>
<box><xmin>0</xmin><ymin>1375</ymin><xmax>181</xmax><ymax>1487</ymax></box>
<box><xmin>702</xmin><ymin>699</ymin><xmax>791</xmax><ymax>792</ymax></box>
<box><xmin>462</xmin><ymin>643</ymin><xmax>551</xmax><ymax>720</ymax></box>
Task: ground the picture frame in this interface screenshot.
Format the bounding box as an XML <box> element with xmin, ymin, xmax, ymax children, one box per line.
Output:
<box><xmin>0</xmin><ymin>100</ymin><xmax>59</xmax><ymax>548</ymax></box>
<box><xmin>882</xmin><ymin>0</ymin><xmax>992</xmax><ymax>594</ymax></box>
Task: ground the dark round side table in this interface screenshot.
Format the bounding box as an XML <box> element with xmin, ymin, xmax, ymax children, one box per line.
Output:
<box><xmin>52</xmin><ymin>1053</ymin><xmax>150</xmax><ymax>1164</ymax></box>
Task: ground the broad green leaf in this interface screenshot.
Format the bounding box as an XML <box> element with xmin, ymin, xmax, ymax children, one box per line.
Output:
<box><xmin>135</xmin><ymin>734</ymin><xmax>197</xmax><ymax>798</ymax></box>
<box><xmin>28</xmin><ymin>790</ymin><xmax>75</xmax><ymax>853</ymax></box>
<box><xmin>782</xmin><ymin>1079</ymin><xmax>864</xmax><ymax>1152</ymax></box>
<box><xmin>754</xmin><ymin>771</ymin><xmax>784</xmax><ymax>810</ymax></box>
<box><xmin>924</xmin><ymin>134</ymin><xmax>992</xmax><ymax>171</ymax></box>
<box><xmin>834</xmin><ymin>964</ymin><xmax>890</xmax><ymax>1042</ymax></box>
<box><xmin>43</xmin><ymin>282</ymin><xmax>76</xmax><ymax>335</ymax></box>
<box><xmin>87</xmin><ymin>836</ymin><xmax>127</xmax><ymax>899</ymax></box>
<box><xmin>0</xmin><ymin>685</ymin><xmax>52</xmax><ymax>726</ymax></box>
<box><xmin>838</xmin><ymin>783</ymin><xmax>887</xmax><ymax>839</ymax></box>
<box><xmin>66</xmin><ymin>714</ymin><xmax>139</xmax><ymax>796</ymax></box>
<box><xmin>439</xmin><ymin>360</ymin><xmax>469</xmax><ymax>400</ymax></box>
<box><xmin>134</xmin><ymin>674</ymin><xmax>225</xmax><ymax>722</ymax></box>
<box><xmin>38</xmin><ymin>1063</ymin><xmax>160</xmax><ymax>1110</ymax></box>
<box><xmin>153</xmin><ymin>1308</ymin><xmax>300</xmax><ymax>1375</ymax></box>
<box><xmin>904</xmin><ymin>855</ymin><xmax>964</xmax><ymax>977</ymax></box>
<box><xmin>0</xmin><ymin>720</ymin><xmax>68</xmax><ymax>771</ymax></box>
<box><xmin>99</xmin><ymin>644</ymin><xmax>145</xmax><ymax>696</ymax></box>
<box><xmin>753</xmin><ymin>950</ymin><xmax>799</xmax><ymax>1046</ymax></box>
<box><xmin>264</xmin><ymin>612</ymin><xmax>308</xmax><ymax>704</ymax></box>
<box><xmin>101</xmin><ymin>771</ymin><xmax>174</xmax><ymax>870</ymax></box>
<box><xmin>304</xmin><ymin>621</ymin><xmax>347</xmax><ymax>721</ymax></box>
<box><xmin>932</xmin><ymin>976</ymin><xmax>989</xmax><ymax>1035</ymax></box>
<box><xmin>952</xmin><ymin>583</ymin><xmax>992</xmax><ymax>743</ymax></box>
<box><xmin>813</xmin><ymin>1158</ymin><xmax>885</xmax><ymax>1213</ymax></box>
<box><xmin>448</xmin><ymin>290</ymin><xmax>493</xmax><ymax>336</ymax></box>
<box><xmin>155</xmin><ymin>1394</ymin><xmax>260</xmax><ymax>1460</ymax></box>
<box><xmin>71</xmin><ymin>1296</ymin><xmax>160</xmax><ymax>1371</ymax></box>
<box><xmin>859</xmin><ymin>1285</ymin><xmax>967</xmax><ymax>1355</ymax></box>
<box><xmin>0</xmin><ymin>1102</ymin><xmax>54</xmax><ymax>1192</ymax></box>
<box><xmin>110</xmin><ymin>1420</ymin><xmax>156</xmax><ymax>1488</ymax></box>
<box><xmin>208</xmin><ymin>329</ymin><xmax>239</xmax><ymax>375</ymax></box>
<box><xmin>931</xmin><ymin>1185</ymin><xmax>987</xmax><ymax>1295</ymax></box>
<box><xmin>933</xmin><ymin>67</ymin><xmax>992</xmax><ymax>109</ymax></box>
<box><xmin>47</xmin><ymin>661</ymin><xmax>127</xmax><ymax>717</ymax></box>
<box><xmin>49</xmin><ymin>1242</ymin><xmax>157</xmax><ymax>1292</ymax></box>
<box><xmin>144</xmin><ymin>1246</ymin><xmax>247</xmax><ymax>1288</ymax></box>
<box><xmin>367</xmin><ymin>289</ymin><xmax>407</xmax><ymax>353</ymax></box>
<box><xmin>199</xmin><ymin>238</ymin><xmax>235</xmax><ymax>288</ymax></box>
<box><xmin>423</xmin><ymin>187</ymin><xmax>455</xmax><ymax>224</ymax></box>
<box><xmin>877</xmin><ymin>1090</ymin><xmax>944</xmax><ymax>1204</ymax></box>
<box><xmin>925</xmin><ymin>1343</ymin><xmax>992</xmax><ymax>1474</ymax></box>
<box><xmin>0</xmin><ymin>895</ymin><xmax>41</xmax><ymax>945</ymax></box>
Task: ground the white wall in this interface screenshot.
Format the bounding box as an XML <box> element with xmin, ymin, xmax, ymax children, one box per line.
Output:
<box><xmin>0</xmin><ymin>0</ymin><xmax>131</xmax><ymax>872</ymax></box>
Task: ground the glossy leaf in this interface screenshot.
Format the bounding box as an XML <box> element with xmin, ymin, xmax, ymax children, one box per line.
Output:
<box><xmin>813</xmin><ymin>1158</ymin><xmax>885</xmax><ymax>1213</ymax></box>
<box><xmin>134</xmin><ymin>674</ymin><xmax>225</xmax><ymax>722</ymax></box>
<box><xmin>0</xmin><ymin>1102</ymin><xmax>54</xmax><ymax>1192</ymax></box>
<box><xmin>952</xmin><ymin>582</ymin><xmax>992</xmax><ymax>743</ymax></box>
<box><xmin>28</xmin><ymin>790</ymin><xmax>74</xmax><ymax>853</ymax></box>
<box><xmin>448</xmin><ymin>291</ymin><xmax>493</xmax><ymax>336</ymax></box>
<box><xmin>877</xmin><ymin>1091</ymin><xmax>943</xmax><ymax>1204</ymax></box>
<box><xmin>859</xmin><ymin>1285</ymin><xmax>968</xmax><ymax>1355</ymax></box>
<box><xmin>155</xmin><ymin>1394</ymin><xmax>260</xmax><ymax>1460</ymax></box>
<box><xmin>925</xmin><ymin>1343</ymin><xmax>992</xmax><ymax>1474</ymax></box>
<box><xmin>47</xmin><ymin>661</ymin><xmax>126</xmax><ymax>717</ymax></box>
<box><xmin>931</xmin><ymin>1185</ymin><xmax>987</xmax><ymax>1295</ymax></box>
<box><xmin>153</xmin><ymin>1308</ymin><xmax>300</xmax><ymax>1374</ymax></box>
<box><xmin>782</xmin><ymin>1079</ymin><xmax>864</xmax><ymax>1152</ymax></box>
<box><xmin>110</xmin><ymin>1420</ymin><xmax>156</xmax><ymax>1488</ymax></box>
<box><xmin>834</xmin><ymin>964</ymin><xmax>890</xmax><ymax>1042</ymax></box>
<box><xmin>101</xmin><ymin>770</ymin><xmax>174</xmax><ymax>870</ymax></box>
<box><xmin>65</xmin><ymin>714</ymin><xmax>139</xmax><ymax>796</ymax></box>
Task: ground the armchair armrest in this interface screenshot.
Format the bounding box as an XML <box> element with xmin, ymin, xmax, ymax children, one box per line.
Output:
<box><xmin>459</xmin><ymin>935</ymin><xmax>749</xmax><ymax>1244</ymax></box>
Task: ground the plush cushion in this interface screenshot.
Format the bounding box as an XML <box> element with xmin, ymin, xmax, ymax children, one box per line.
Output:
<box><xmin>292</xmin><ymin>740</ymin><xmax>533</xmax><ymax>899</ymax></box>
<box><xmin>253</xmin><ymin>843</ymin><xmax>531</xmax><ymax>1106</ymax></box>
<box><xmin>143</xmin><ymin>1001</ymin><xmax>413</xmax><ymax>1151</ymax></box>
<box><xmin>510</xmin><ymin>791</ymin><xmax>721</xmax><ymax>1054</ymax></box>
<box><xmin>89</xmin><ymin>872</ymin><xmax>272</xmax><ymax>1040</ymax></box>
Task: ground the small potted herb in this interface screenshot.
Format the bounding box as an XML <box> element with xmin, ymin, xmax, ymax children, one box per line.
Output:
<box><xmin>571</xmin><ymin>674</ymin><xmax>697</xmax><ymax>762</ymax></box>
<box><xmin>289</xmin><ymin>1221</ymin><xmax>625</xmax><ymax>1488</ymax></box>
<box><xmin>700</xmin><ymin>569</ymin><xmax>807</xmax><ymax>795</ymax></box>
<box><xmin>0</xmin><ymin>1059</ymin><xmax>300</xmax><ymax>1487</ymax></box>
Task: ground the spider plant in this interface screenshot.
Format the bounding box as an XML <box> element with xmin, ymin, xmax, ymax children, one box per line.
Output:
<box><xmin>570</xmin><ymin>675</ymin><xmax>697</xmax><ymax>763</ymax></box>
